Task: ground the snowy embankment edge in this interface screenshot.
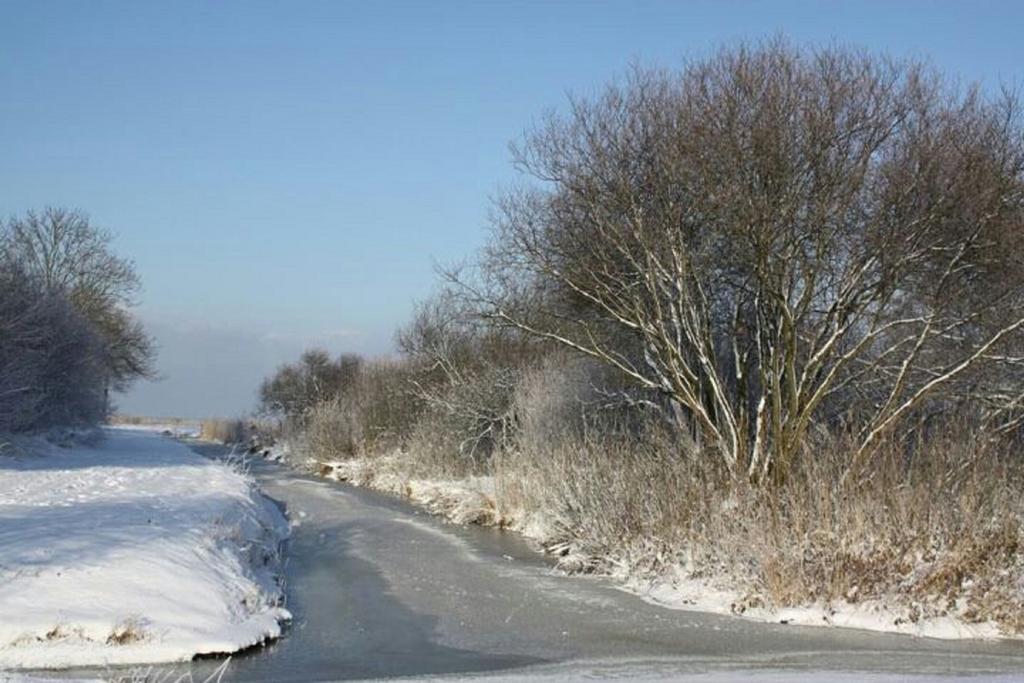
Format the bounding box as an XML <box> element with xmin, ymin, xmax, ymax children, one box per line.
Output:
<box><xmin>306</xmin><ymin>452</ymin><xmax>1009</xmax><ymax>642</ymax></box>
<box><xmin>0</xmin><ymin>429</ymin><xmax>291</xmax><ymax>670</ymax></box>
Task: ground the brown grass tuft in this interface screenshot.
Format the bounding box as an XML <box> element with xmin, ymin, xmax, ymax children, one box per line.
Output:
<box><xmin>199</xmin><ymin>418</ymin><xmax>251</xmax><ymax>444</ymax></box>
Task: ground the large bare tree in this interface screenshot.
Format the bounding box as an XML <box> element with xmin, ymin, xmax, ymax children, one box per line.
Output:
<box><xmin>460</xmin><ymin>41</ymin><xmax>1024</xmax><ymax>482</ymax></box>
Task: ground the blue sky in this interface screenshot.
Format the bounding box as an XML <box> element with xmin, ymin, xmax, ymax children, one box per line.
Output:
<box><xmin>2</xmin><ymin>1</ymin><xmax>1022</xmax><ymax>417</ymax></box>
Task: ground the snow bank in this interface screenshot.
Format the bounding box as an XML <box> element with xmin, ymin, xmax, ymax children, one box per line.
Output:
<box><xmin>320</xmin><ymin>456</ymin><xmax>504</xmax><ymax>527</ymax></box>
<box><xmin>623</xmin><ymin>569</ymin><xmax>1005</xmax><ymax>641</ymax></box>
<box><xmin>0</xmin><ymin>428</ymin><xmax>289</xmax><ymax>669</ymax></box>
<box><xmin>387</xmin><ymin>664</ymin><xmax>1024</xmax><ymax>682</ymax></box>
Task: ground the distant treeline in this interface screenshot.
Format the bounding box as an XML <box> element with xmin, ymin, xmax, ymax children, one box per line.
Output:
<box><xmin>0</xmin><ymin>208</ymin><xmax>154</xmax><ymax>433</ymax></box>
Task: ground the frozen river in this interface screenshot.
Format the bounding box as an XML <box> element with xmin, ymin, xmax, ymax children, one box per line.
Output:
<box><xmin>36</xmin><ymin>436</ymin><xmax>1024</xmax><ymax>682</ymax></box>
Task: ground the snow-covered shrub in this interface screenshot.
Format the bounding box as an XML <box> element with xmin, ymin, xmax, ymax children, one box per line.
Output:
<box><xmin>353</xmin><ymin>358</ymin><xmax>421</xmax><ymax>450</ymax></box>
<box><xmin>0</xmin><ymin>208</ymin><xmax>155</xmax><ymax>434</ymax></box>
<box><xmin>1</xmin><ymin>208</ymin><xmax>155</xmax><ymax>396</ymax></box>
<box><xmin>296</xmin><ymin>359</ymin><xmax>421</xmax><ymax>461</ymax></box>
<box><xmin>497</xmin><ymin>423</ymin><xmax>1024</xmax><ymax>633</ymax></box>
<box><xmin>0</xmin><ymin>263</ymin><xmax>108</xmax><ymax>433</ymax></box>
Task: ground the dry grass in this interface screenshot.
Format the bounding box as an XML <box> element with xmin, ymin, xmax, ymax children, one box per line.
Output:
<box><xmin>106</xmin><ymin>617</ymin><xmax>148</xmax><ymax>645</ymax></box>
<box><xmin>401</xmin><ymin>410</ymin><xmax>489</xmax><ymax>479</ymax></box>
<box><xmin>106</xmin><ymin>658</ymin><xmax>231</xmax><ymax>683</ymax></box>
<box><xmin>301</xmin><ymin>397</ymin><xmax>359</xmax><ymax>459</ymax></box>
<box><xmin>199</xmin><ymin>418</ymin><xmax>251</xmax><ymax>444</ymax></box>
<box><xmin>493</xmin><ymin>426</ymin><xmax>1024</xmax><ymax>632</ymax></box>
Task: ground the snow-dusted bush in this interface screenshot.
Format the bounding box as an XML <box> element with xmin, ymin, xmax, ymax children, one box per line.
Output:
<box><xmin>397</xmin><ymin>289</ymin><xmax>538</xmax><ymax>466</ymax></box>
<box><xmin>493</xmin><ymin>423</ymin><xmax>1024</xmax><ymax>633</ymax></box>
<box><xmin>1</xmin><ymin>208</ymin><xmax>155</xmax><ymax>394</ymax></box>
<box><xmin>295</xmin><ymin>359</ymin><xmax>421</xmax><ymax>461</ymax></box>
<box><xmin>300</xmin><ymin>396</ymin><xmax>360</xmax><ymax>459</ymax></box>
<box><xmin>0</xmin><ymin>263</ymin><xmax>107</xmax><ymax>433</ymax></box>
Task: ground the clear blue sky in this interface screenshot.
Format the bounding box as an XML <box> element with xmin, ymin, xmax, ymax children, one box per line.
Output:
<box><xmin>2</xmin><ymin>1</ymin><xmax>1022</xmax><ymax>417</ymax></box>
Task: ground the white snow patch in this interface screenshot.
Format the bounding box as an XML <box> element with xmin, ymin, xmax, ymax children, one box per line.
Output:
<box><xmin>391</xmin><ymin>662</ymin><xmax>1024</xmax><ymax>682</ymax></box>
<box><xmin>624</xmin><ymin>566</ymin><xmax>1004</xmax><ymax>640</ymax></box>
<box><xmin>0</xmin><ymin>427</ymin><xmax>289</xmax><ymax>670</ymax></box>
<box><xmin>321</xmin><ymin>456</ymin><xmax>501</xmax><ymax>527</ymax></box>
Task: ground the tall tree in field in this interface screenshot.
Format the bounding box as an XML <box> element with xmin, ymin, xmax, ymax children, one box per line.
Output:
<box><xmin>461</xmin><ymin>40</ymin><xmax>1024</xmax><ymax>482</ymax></box>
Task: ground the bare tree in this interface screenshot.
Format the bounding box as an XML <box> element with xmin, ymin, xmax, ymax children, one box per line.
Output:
<box><xmin>458</xmin><ymin>40</ymin><xmax>1024</xmax><ymax>482</ymax></box>
<box><xmin>1</xmin><ymin>208</ymin><xmax>155</xmax><ymax>395</ymax></box>
<box><xmin>397</xmin><ymin>289</ymin><xmax>535</xmax><ymax>457</ymax></box>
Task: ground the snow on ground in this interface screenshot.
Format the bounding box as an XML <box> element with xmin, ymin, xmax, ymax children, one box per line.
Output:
<box><xmin>622</xmin><ymin>570</ymin><xmax>1005</xmax><ymax>641</ymax></box>
<box><xmin>0</xmin><ymin>427</ymin><xmax>289</xmax><ymax>670</ymax></box>
<box><xmin>395</xmin><ymin>664</ymin><xmax>1024</xmax><ymax>682</ymax></box>
<box><xmin>5</xmin><ymin>670</ymin><xmax>1024</xmax><ymax>683</ymax></box>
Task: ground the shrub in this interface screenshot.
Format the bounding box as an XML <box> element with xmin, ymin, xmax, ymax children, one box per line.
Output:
<box><xmin>296</xmin><ymin>359</ymin><xmax>422</xmax><ymax>461</ymax></box>
<box><xmin>0</xmin><ymin>264</ymin><xmax>108</xmax><ymax>432</ymax></box>
<box><xmin>495</xmin><ymin>423</ymin><xmax>1024</xmax><ymax>630</ymax></box>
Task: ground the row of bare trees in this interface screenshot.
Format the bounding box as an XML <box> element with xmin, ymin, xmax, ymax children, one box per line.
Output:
<box><xmin>0</xmin><ymin>208</ymin><xmax>155</xmax><ymax>433</ymax></box>
<box><xmin>259</xmin><ymin>311</ymin><xmax>531</xmax><ymax>462</ymax></box>
<box><xmin>264</xmin><ymin>40</ymin><xmax>1022</xmax><ymax>487</ymax></box>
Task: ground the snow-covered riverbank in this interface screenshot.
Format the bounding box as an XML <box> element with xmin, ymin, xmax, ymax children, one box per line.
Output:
<box><xmin>0</xmin><ymin>428</ymin><xmax>289</xmax><ymax>670</ymax></box>
<box><xmin>314</xmin><ymin>454</ymin><xmax>1011</xmax><ymax>642</ymax></box>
